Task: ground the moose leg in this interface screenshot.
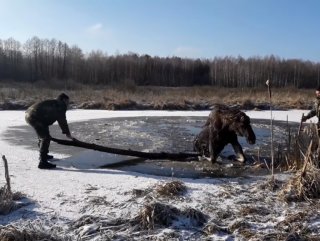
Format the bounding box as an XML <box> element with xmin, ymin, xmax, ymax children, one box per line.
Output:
<box><xmin>208</xmin><ymin>124</ymin><xmax>222</xmax><ymax>163</ymax></box>
<box><xmin>208</xmin><ymin>124</ymin><xmax>214</xmax><ymax>162</ymax></box>
<box><xmin>207</xmin><ymin>144</ymin><xmax>220</xmax><ymax>163</ymax></box>
<box><xmin>231</xmin><ymin>140</ymin><xmax>246</xmax><ymax>162</ymax></box>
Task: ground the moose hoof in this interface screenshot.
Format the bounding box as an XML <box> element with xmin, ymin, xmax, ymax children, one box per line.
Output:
<box><xmin>236</xmin><ymin>156</ymin><xmax>246</xmax><ymax>163</ymax></box>
<box><xmin>198</xmin><ymin>156</ymin><xmax>211</xmax><ymax>162</ymax></box>
<box><xmin>228</xmin><ymin>155</ymin><xmax>246</xmax><ymax>163</ymax></box>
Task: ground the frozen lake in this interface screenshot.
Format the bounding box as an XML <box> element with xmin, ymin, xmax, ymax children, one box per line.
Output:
<box><xmin>3</xmin><ymin>116</ymin><xmax>297</xmax><ymax>178</ymax></box>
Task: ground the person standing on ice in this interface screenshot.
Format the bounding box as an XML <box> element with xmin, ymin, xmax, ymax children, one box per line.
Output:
<box><xmin>301</xmin><ymin>86</ymin><xmax>320</xmax><ymax>130</ymax></box>
<box><xmin>25</xmin><ymin>93</ymin><xmax>73</xmax><ymax>169</ymax></box>
<box><xmin>301</xmin><ymin>86</ymin><xmax>320</xmax><ymax>159</ymax></box>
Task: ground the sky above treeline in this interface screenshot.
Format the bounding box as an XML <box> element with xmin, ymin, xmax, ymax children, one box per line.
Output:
<box><xmin>1</xmin><ymin>0</ymin><xmax>319</xmax><ymax>62</ymax></box>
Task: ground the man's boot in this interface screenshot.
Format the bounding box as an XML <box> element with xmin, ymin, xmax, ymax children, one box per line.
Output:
<box><xmin>46</xmin><ymin>154</ymin><xmax>54</xmax><ymax>160</ymax></box>
<box><xmin>38</xmin><ymin>154</ymin><xmax>56</xmax><ymax>169</ymax></box>
<box><xmin>38</xmin><ymin>160</ymin><xmax>56</xmax><ymax>169</ymax></box>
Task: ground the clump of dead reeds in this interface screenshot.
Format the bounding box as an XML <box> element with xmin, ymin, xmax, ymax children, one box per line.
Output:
<box><xmin>131</xmin><ymin>188</ymin><xmax>150</xmax><ymax>198</ymax></box>
<box><xmin>135</xmin><ymin>202</ymin><xmax>180</xmax><ymax>229</ymax></box>
<box><xmin>133</xmin><ymin>202</ymin><xmax>207</xmax><ymax>230</ymax></box>
<box><xmin>0</xmin><ymin>186</ymin><xmax>14</xmax><ymax>215</ymax></box>
<box><xmin>276</xmin><ymin>211</ymin><xmax>308</xmax><ymax>234</ymax></box>
<box><xmin>155</xmin><ymin>180</ymin><xmax>187</xmax><ymax>197</ymax></box>
<box><xmin>181</xmin><ymin>207</ymin><xmax>208</xmax><ymax>226</ymax></box>
<box><xmin>273</xmin><ymin>119</ymin><xmax>318</xmax><ymax>172</ymax></box>
<box><xmin>0</xmin><ymin>155</ymin><xmax>25</xmax><ymax>215</ymax></box>
<box><xmin>0</xmin><ymin>188</ymin><xmax>25</xmax><ymax>215</ymax></box>
<box><xmin>284</xmin><ymin>123</ymin><xmax>318</xmax><ymax>171</ymax></box>
<box><xmin>258</xmin><ymin>177</ymin><xmax>282</xmax><ymax>191</ymax></box>
<box><xmin>239</xmin><ymin>205</ymin><xmax>271</xmax><ymax>216</ymax></box>
<box><xmin>0</xmin><ymin>224</ymin><xmax>70</xmax><ymax>241</ymax></box>
<box><xmin>257</xmin><ymin>231</ymin><xmax>319</xmax><ymax>241</ymax></box>
<box><xmin>71</xmin><ymin>215</ymin><xmax>100</xmax><ymax>229</ymax></box>
<box><xmin>202</xmin><ymin>221</ymin><xmax>230</xmax><ymax>236</ymax></box>
<box><xmin>228</xmin><ymin>219</ymin><xmax>251</xmax><ymax>233</ymax></box>
<box><xmin>279</xmin><ymin>141</ymin><xmax>320</xmax><ymax>202</ymax></box>
<box><xmin>78</xmin><ymin>101</ymin><xmax>105</xmax><ymax>109</ymax></box>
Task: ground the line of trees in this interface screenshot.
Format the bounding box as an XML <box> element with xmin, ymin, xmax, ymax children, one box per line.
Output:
<box><xmin>0</xmin><ymin>36</ymin><xmax>319</xmax><ymax>88</ymax></box>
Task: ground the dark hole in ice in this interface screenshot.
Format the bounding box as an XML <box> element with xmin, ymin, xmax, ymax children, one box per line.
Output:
<box><xmin>4</xmin><ymin>116</ymin><xmax>296</xmax><ymax>178</ymax></box>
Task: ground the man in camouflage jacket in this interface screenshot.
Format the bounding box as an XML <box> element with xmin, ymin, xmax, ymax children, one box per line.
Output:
<box><xmin>302</xmin><ymin>86</ymin><xmax>320</xmax><ymax>129</ymax></box>
<box><xmin>25</xmin><ymin>93</ymin><xmax>73</xmax><ymax>169</ymax></box>
<box><xmin>302</xmin><ymin>86</ymin><xmax>320</xmax><ymax>161</ymax></box>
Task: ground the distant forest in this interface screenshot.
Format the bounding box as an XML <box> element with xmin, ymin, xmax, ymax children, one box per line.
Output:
<box><xmin>0</xmin><ymin>36</ymin><xmax>319</xmax><ymax>88</ymax></box>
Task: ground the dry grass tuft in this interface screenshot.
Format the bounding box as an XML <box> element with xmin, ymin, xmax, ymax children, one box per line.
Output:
<box><xmin>203</xmin><ymin>222</ymin><xmax>230</xmax><ymax>236</ymax></box>
<box><xmin>0</xmin><ymin>186</ymin><xmax>24</xmax><ymax>215</ymax></box>
<box><xmin>228</xmin><ymin>219</ymin><xmax>251</xmax><ymax>233</ymax></box>
<box><xmin>257</xmin><ymin>232</ymin><xmax>289</xmax><ymax>241</ymax></box>
<box><xmin>239</xmin><ymin>205</ymin><xmax>271</xmax><ymax>216</ymax></box>
<box><xmin>299</xmin><ymin>124</ymin><xmax>319</xmax><ymax>153</ymax></box>
<box><xmin>155</xmin><ymin>180</ymin><xmax>187</xmax><ymax>197</ymax></box>
<box><xmin>257</xmin><ymin>231</ymin><xmax>319</xmax><ymax>241</ymax></box>
<box><xmin>215</xmin><ymin>209</ymin><xmax>233</xmax><ymax>219</ymax></box>
<box><xmin>0</xmin><ymin>224</ymin><xmax>70</xmax><ymax>241</ymax></box>
<box><xmin>0</xmin><ymin>186</ymin><xmax>14</xmax><ymax>215</ymax></box>
<box><xmin>131</xmin><ymin>188</ymin><xmax>151</xmax><ymax>198</ymax></box>
<box><xmin>133</xmin><ymin>202</ymin><xmax>207</xmax><ymax>230</ymax></box>
<box><xmin>71</xmin><ymin>215</ymin><xmax>100</xmax><ymax>229</ymax></box>
<box><xmin>284</xmin><ymin>124</ymin><xmax>318</xmax><ymax>171</ymax></box>
<box><xmin>238</xmin><ymin>228</ymin><xmax>256</xmax><ymax>239</ymax></box>
<box><xmin>105</xmin><ymin>99</ymin><xmax>139</xmax><ymax>110</ymax></box>
<box><xmin>258</xmin><ymin>177</ymin><xmax>282</xmax><ymax>191</ymax></box>
<box><xmin>77</xmin><ymin>101</ymin><xmax>105</xmax><ymax>109</ymax></box>
<box><xmin>276</xmin><ymin>211</ymin><xmax>308</xmax><ymax>234</ymax></box>
<box><xmin>0</xmin><ymin>154</ymin><xmax>26</xmax><ymax>215</ymax></box>
<box><xmin>11</xmin><ymin>191</ymin><xmax>24</xmax><ymax>201</ymax></box>
<box><xmin>87</xmin><ymin>196</ymin><xmax>110</xmax><ymax>206</ymax></box>
<box><xmin>181</xmin><ymin>207</ymin><xmax>208</xmax><ymax>226</ymax></box>
<box><xmin>279</xmin><ymin>155</ymin><xmax>320</xmax><ymax>202</ymax></box>
<box><xmin>135</xmin><ymin>202</ymin><xmax>180</xmax><ymax>229</ymax></box>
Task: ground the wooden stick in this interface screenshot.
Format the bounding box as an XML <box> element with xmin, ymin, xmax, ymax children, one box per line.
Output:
<box><xmin>297</xmin><ymin>113</ymin><xmax>304</xmax><ymax>136</ymax></box>
<box><xmin>51</xmin><ymin>137</ymin><xmax>199</xmax><ymax>161</ymax></box>
<box><xmin>2</xmin><ymin>155</ymin><xmax>11</xmax><ymax>193</ymax></box>
<box><xmin>266</xmin><ymin>79</ymin><xmax>274</xmax><ymax>179</ymax></box>
<box><xmin>301</xmin><ymin>140</ymin><xmax>313</xmax><ymax>175</ymax></box>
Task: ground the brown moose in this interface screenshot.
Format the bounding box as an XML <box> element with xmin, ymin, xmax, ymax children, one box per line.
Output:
<box><xmin>193</xmin><ymin>105</ymin><xmax>256</xmax><ymax>163</ymax></box>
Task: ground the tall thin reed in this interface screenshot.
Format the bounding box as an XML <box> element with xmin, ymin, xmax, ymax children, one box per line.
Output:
<box><xmin>266</xmin><ymin>80</ymin><xmax>274</xmax><ymax>179</ymax></box>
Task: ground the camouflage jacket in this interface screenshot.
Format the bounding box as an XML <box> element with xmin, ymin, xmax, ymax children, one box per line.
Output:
<box><xmin>25</xmin><ymin>99</ymin><xmax>70</xmax><ymax>135</ymax></box>
<box><xmin>305</xmin><ymin>98</ymin><xmax>320</xmax><ymax>122</ymax></box>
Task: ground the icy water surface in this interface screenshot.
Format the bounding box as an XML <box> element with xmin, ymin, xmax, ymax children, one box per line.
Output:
<box><xmin>4</xmin><ymin>116</ymin><xmax>297</xmax><ymax>178</ymax></box>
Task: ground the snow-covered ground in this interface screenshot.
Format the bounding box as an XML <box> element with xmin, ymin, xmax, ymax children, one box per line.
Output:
<box><xmin>0</xmin><ymin>109</ymin><xmax>319</xmax><ymax>240</ymax></box>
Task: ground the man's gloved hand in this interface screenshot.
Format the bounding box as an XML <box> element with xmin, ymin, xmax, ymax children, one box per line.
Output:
<box><xmin>301</xmin><ymin>116</ymin><xmax>308</xmax><ymax>122</ymax></box>
<box><xmin>66</xmin><ymin>133</ymin><xmax>73</xmax><ymax>139</ymax></box>
<box><xmin>66</xmin><ymin>133</ymin><xmax>79</xmax><ymax>142</ymax></box>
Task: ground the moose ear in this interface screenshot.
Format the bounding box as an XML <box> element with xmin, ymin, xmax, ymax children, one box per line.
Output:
<box><xmin>240</xmin><ymin>114</ymin><xmax>250</xmax><ymax>123</ymax></box>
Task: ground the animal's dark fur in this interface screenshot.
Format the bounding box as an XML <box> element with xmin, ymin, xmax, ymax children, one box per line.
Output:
<box><xmin>193</xmin><ymin>105</ymin><xmax>256</xmax><ymax>163</ymax></box>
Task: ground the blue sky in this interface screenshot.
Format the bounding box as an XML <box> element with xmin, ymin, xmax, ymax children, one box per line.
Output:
<box><xmin>1</xmin><ymin>0</ymin><xmax>320</xmax><ymax>61</ymax></box>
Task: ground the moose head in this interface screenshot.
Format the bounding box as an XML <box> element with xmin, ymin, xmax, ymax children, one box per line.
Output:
<box><xmin>228</xmin><ymin>112</ymin><xmax>256</xmax><ymax>145</ymax></box>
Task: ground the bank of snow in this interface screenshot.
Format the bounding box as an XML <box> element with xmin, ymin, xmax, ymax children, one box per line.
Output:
<box><xmin>0</xmin><ymin>109</ymin><xmax>319</xmax><ymax>240</ymax></box>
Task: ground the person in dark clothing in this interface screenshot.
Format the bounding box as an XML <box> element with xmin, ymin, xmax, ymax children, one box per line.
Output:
<box><xmin>301</xmin><ymin>86</ymin><xmax>320</xmax><ymax>129</ymax></box>
<box><xmin>25</xmin><ymin>93</ymin><xmax>73</xmax><ymax>169</ymax></box>
<box><xmin>302</xmin><ymin>86</ymin><xmax>320</xmax><ymax>160</ymax></box>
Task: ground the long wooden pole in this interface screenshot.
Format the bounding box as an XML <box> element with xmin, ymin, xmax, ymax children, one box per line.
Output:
<box><xmin>51</xmin><ymin>137</ymin><xmax>199</xmax><ymax>161</ymax></box>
